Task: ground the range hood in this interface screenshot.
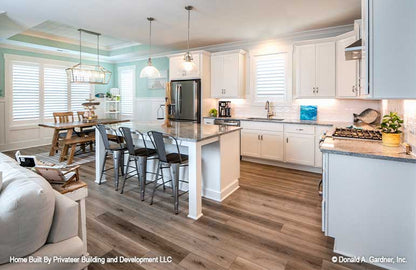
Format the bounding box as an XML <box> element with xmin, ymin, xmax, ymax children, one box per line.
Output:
<box><xmin>345</xmin><ymin>39</ymin><xmax>362</xmax><ymax>60</ymax></box>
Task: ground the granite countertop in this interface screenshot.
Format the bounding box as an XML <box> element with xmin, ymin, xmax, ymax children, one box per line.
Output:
<box><xmin>204</xmin><ymin>116</ymin><xmax>334</xmax><ymax>126</ymax></box>
<box><xmin>320</xmin><ymin>137</ymin><xmax>416</xmax><ymax>163</ymax></box>
<box><xmin>107</xmin><ymin>121</ymin><xmax>241</xmax><ymax>142</ymax></box>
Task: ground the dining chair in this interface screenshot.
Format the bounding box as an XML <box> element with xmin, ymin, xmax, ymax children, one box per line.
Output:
<box><xmin>118</xmin><ymin>127</ymin><xmax>159</xmax><ymax>200</ymax></box>
<box><xmin>52</xmin><ymin>112</ymin><xmax>76</xmax><ymax>153</ymax></box>
<box><xmin>148</xmin><ymin>131</ymin><xmax>189</xmax><ymax>214</ymax></box>
<box><xmin>96</xmin><ymin>124</ymin><xmax>127</xmax><ymax>191</ymax></box>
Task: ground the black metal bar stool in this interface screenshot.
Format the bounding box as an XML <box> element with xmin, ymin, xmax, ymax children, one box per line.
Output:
<box><xmin>96</xmin><ymin>124</ymin><xmax>127</xmax><ymax>191</ymax></box>
<box><xmin>148</xmin><ymin>131</ymin><xmax>189</xmax><ymax>214</ymax></box>
<box><xmin>119</xmin><ymin>127</ymin><xmax>159</xmax><ymax>200</ymax></box>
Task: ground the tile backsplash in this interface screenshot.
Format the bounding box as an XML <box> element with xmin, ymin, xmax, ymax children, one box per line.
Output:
<box><xmin>382</xmin><ymin>100</ymin><xmax>416</xmax><ymax>150</ymax></box>
<box><xmin>227</xmin><ymin>99</ymin><xmax>381</xmax><ymax>123</ymax></box>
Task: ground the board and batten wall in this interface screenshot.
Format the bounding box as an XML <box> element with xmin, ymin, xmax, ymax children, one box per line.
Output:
<box><xmin>0</xmin><ymin>46</ymin><xmax>116</xmax><ymax>151</ymax></box>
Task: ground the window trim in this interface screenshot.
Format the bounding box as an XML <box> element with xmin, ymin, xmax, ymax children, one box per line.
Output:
<box><xmin>117</xmin><ymin>65</ymin><xmax>136</xmax><ymax>117</ymax></box>
<box><xmin>249</xmin><ymin>47</ymin><xmax>293</xmax><ymax>105</ymax></box>
<box><xmin>5</xmin><ymin>54</ymin><xmax>93</xmax><ymax>127</ymax></box>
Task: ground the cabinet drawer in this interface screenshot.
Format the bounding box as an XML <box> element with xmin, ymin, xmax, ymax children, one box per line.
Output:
<box><xmin>284</xmin><ymin>124</ymin><xmax>315</xmax><ymax>135</ymax></box>
<box><xmin>241</xmin><ymin>121</ymin><xmax>283</xmax><ymax>132</ymax></box>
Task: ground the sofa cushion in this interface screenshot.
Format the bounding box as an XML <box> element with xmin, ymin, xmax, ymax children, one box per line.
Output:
<box><xmin>0</xmin><ymin>154</ymin><xmax>55</xmax><ymax>264</ymax></box>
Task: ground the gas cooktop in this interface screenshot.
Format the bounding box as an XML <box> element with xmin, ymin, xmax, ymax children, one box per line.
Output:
<box><xmin>332</xmin><ymin>127</ymin><xmax>382</xmax><ymax>141</ymax></box>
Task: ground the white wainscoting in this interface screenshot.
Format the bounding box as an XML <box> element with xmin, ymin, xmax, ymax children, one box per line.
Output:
<box><xmin>0</xmin><ymin>99</ymin><xmax>5</xmax><ymax>146</ymax></box>
<box><xmin>133</xmin><ymin>97</ymin><xmax>165</xmax><ymax>122</ymax></box>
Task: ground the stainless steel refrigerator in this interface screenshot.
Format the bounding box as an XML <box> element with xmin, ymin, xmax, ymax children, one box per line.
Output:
<box><xmin>169</xmin><ymin>79</ymin><xmax>201</xmax><ymax>123</ymax></box>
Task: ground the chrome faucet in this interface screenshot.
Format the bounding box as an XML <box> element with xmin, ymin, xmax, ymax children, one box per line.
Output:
<box><xmin>265</xmin><ymin>101</ymin><xmax>273</xmax><ymax>119</ymax></box>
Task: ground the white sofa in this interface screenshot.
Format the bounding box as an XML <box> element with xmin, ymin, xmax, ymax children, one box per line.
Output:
<box><xmin>0</xmin><ymin>153</ymin><xmax>86</xmax><ymax>270</ymax></box>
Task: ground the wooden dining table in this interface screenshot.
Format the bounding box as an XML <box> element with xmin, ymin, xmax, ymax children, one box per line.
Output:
<box><xmin>39</xmin><ymin>119</ymin><xmax>130</xmax><ymax>159</ymax></box>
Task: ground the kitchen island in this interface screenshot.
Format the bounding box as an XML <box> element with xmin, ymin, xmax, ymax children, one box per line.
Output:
<box><xmin>320</xmin><ymin>137</ymin><xmax>416</xmax><ymax>270</ymax></box>
<box><xmin>95</xmin><ymin>121</ymin><xmax>242</xmax><ymax>220</ymax></box>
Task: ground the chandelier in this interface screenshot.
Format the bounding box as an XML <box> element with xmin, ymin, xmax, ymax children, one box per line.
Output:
<box><xmin>66</xmin><ymin>29</ymin><xmax>112</xmax><ymax>84</ymax></box>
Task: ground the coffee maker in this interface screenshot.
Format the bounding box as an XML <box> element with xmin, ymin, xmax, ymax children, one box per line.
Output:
<box><xmin>218</xmin><ymin>101</ymin><xmax>232</xmax><ymax>117</ymax></box>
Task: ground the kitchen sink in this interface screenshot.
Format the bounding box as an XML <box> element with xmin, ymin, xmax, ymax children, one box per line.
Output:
<box><xmin>246</xmin><ymin>117</ymin><xmax>285</xmax><ymax>121</ymax></box>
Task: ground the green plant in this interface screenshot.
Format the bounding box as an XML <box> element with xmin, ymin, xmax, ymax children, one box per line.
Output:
<box><xmin>379</xmin><ymin>112</ymin><xmax>403</xmax><ymax>133</ymax></box>
<box><xmin>209</xmin><ymin>108</ymin><xmax>218</xmax><ymax>117</ymax></box>
<box><xmin>106</xmin><ymin>91</ymin><xmax>112</xmax><ymax>98</ymax></box>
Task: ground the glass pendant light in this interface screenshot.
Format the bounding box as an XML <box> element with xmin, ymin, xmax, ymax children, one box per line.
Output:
<box><xmin>66</xmin><ymin>29</ymin><xmax>112</xmax><ymax>84</ymax></box>
<box><xmin>140</xmin><ymin>17</ymin><xmax>161</xmax><ymax>78</ymax></box>
<box><xmin>182</xmin><ymin>6</ymin><xmax>196</xmax><ymax>72</ymax></box>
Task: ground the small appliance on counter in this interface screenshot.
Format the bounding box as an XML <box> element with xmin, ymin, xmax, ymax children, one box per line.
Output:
<box><xmin>219</xmin><ymin>101</ymin><xmax>232</xmax><ymax>117</ymax></box>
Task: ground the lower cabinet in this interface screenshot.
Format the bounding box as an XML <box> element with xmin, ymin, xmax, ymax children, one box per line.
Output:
<box><xmin>241</xmin><ymin>130</ymin><xmax>283</xmax><ymax>161</ymax></box>
<box><xmin>284</xmin><ymin>133</ymin><xmax>315</xmax><ymax>166</ymax></box>
<box><xmin>241</xmin><ymin>121</ymin><xmax>330</xmax><ymax>169</ymax></box>
<box><xmin>241</xmin><ymin>130</ymin><xmax>261</xmax><ymax>158</ymax></box>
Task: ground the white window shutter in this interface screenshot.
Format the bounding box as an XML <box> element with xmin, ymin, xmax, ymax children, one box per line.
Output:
<box><xmin>12</xmin><ymin>63</ymin><xmax>40</xmax><ymax>121</ymax></box>
<box><xmin>119</xmin><ymin>68</ymin><xmax>135</xmax><ymax>115</ymax></box>
<box><xmin>254</xmin><ymin>53</ymin><xmax>287</xmax><ymax>100</ymax></box>
<box><xmin>44</xmin><ymin>66</ymin><xmax>68</xmax><ymax>118</ymax></box>
<box><xmin>71</xmin><ymin>83</ymin><xmax>91</xmax><ymax>112</ymax></box>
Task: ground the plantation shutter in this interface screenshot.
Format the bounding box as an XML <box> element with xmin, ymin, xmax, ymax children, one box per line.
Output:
<box><xmin>119</xmin><ymin>67</ymin><xmax>134</xmax><ymax>115</ymax></box>
<box><xmin>44</xmin><ymin>66</ymin><xmax>68</xmax><ymax>118</ymax></box>
<box><xmin>12</xmin><ymin>62</ymin><xmax>40</xmax><ymax>121</ymax></box>
<box><xmin>71</xmin><ymin>83</ymin><xmax>91</xmax><ymax>112</ymax></box>
<box><xmin>254</xmin><ymin>53</ymin><xmax>287</xmax><ymax>99</ymax></box>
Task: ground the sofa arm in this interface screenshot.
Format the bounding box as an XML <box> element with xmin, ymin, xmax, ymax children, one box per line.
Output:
<box><xmin>47</xmin><ymin>191</ymin><xmax>79</xmax><ymax>244</ymax></box>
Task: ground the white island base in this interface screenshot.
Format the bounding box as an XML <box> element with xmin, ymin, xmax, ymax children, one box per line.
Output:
<box><xmin>95</xmin><ymin>124</ymin><xmax>241</xmax><ymax>220</ymax></box>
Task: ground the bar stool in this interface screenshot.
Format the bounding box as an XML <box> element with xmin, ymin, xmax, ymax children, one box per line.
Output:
<box><xmin>96</xmin><ymin>124</ymin><xmax>127</xmax><ymax>191</ymax></box>
<box><xmin>119</xmin><ymin>127</ymin><xmax>159</xmax><ymax>200</ymax></box>
<box><xmin>148</xmin><ymin>131</ymin><xmax>189</xmax><ymax>214</ymax></box>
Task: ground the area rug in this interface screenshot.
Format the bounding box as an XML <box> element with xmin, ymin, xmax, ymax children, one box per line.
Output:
<box><xmin>35</xmin><ymin>151</ymin><xmax>96</xmax><ymax>166</ymax></box>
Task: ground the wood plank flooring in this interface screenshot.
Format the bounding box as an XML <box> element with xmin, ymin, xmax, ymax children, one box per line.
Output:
<box><xmin>3</xmin><ymin>146</ymin><xmax>383</xmax><ymax>270</ymax></box>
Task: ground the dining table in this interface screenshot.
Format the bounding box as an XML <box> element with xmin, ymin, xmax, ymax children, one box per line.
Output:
<box><xmin>39</xmin><ymin>119</ymin><xmax>130</xmax><ymax>159</ymax></box>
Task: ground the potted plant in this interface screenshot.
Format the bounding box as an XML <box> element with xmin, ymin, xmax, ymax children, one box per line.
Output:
<box><xmin>379</xmin><ymin>112</ymin><xmax>404</xmax><ymax>147</ymax></box>
<box><xmin>209</xmin><ymin>108</ymin><xmax>218</xmax><ymax>117</ymax></box>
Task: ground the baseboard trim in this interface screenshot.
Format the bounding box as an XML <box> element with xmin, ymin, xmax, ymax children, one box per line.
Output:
<box><xmin>242</xmin><ymin>156</ymin><xmax>323</xmax><ymax>174</ymax></box>
<box><xmin>202</xmin><ymin>179</ymin><xmax>239</xmax><ymax>202</ymax></box>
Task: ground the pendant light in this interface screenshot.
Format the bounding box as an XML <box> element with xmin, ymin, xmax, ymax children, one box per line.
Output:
<box><xmin>66</xmin><ymin>29</ymin><xmax>112</xmax><ymax>84</ymax></box>
<box><xmin>182</xmin><ymin>6</ymin><xmax>196</xmax><ymax>72</ymax></box>
<box><xmin>140</xmin><ymin>17</ymin><xmax>161</xmax><ymax>78</ymax></box>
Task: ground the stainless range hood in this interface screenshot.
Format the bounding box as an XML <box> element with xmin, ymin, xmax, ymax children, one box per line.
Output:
<box><xmin>345</xmin><ymin>39</ymin><xmax>362</xmax><ymax>60</ymax></box>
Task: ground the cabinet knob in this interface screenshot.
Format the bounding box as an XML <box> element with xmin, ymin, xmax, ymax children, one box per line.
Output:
<box><xmin>313</xmin><ymin>87</ymin><xmax>316</xmax><ymax>94</ymax></box>
<box><xmin>286</xmin><ymin>138</ymin><xmax>289</xmax><ymax>143</ymax></box>
<box><xmin>352</xmin><ymin>85</ymin><xmax>355</xmax><ymax>93</ymax></box>
<box><xmin>316</xmin><ymin>87</ymin><xmax>319</xmax><ymax>93</ymax></box>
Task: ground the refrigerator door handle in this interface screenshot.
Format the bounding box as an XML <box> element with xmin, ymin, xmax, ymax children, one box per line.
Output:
<box><xmin>178</xmin><ymin>84</ymin><xmax>182</xmax><ymax>114</ymax></box>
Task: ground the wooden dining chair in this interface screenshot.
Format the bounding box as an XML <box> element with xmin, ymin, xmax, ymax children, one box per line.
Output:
<box><xmin>52</xmin><ymin>112</ymin><xmax>75</xmax><ymax>153</ymax></box>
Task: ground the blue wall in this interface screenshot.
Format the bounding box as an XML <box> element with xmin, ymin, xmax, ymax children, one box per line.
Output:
<box><xmin>115</xmin><ymin>57</ymin><xmax>169</xmax><ymax>98</ymax></box>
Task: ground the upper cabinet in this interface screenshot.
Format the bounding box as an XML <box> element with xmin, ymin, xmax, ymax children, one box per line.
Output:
<box><xmin>336</xmin><ymin>32</ymin><xmax>360</xmax><ymax>98</ymax></box>
<box><xmin>169</xmin><ymin>51</ymin><xmax>211</xmax><ymax>80</ymax></box>
<box><xmin>210</xmin><ymin>50</ymin><xmax>246</xmax><ymax>98</ymax></box>
<box><xmin>366</xmin><ymin>0</ymin><xmax>416</xmax><ymax>99</ymax></box>
<box><xmin>294</xmin><ymin>41</ymin><xmax>336</xmax><ymax>98</ymax></box>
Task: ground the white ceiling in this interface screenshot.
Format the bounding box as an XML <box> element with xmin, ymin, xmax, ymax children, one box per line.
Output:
<box><xmin>1</xmin><ymin>0</ymin><xmax>361</xmax><ymax>51</ymax></box>
<box><xmin>28</xmin><ymin>21</ymin><xmax>139</xmax><ymax>50</ymax></box>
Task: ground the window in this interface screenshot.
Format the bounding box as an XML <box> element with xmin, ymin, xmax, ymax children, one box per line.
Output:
<box><xmin>118</xmin><ymin>66</ymin><xmax>135</xmax><ymax>116</ymax></box>
<box><xmin>12</xmin><ymin>62</ymin><xmax>40</xmax><ymax>121</ymax></box>
<box><xmin>252</xmin><ymin>52</ymin><xmax>288</xmax><ymax>102</ymax></box>
<box><xmin>71</xmin><ymin>83</ymin><xmax>91</xmax><ymax>112</ymax></box>
<box><xmin>44</xmin><ymin>66</ymin><xmax>68</xmax><ymax>118</ymax></box>
<box><xmin>8</xmin><ymin>55</ymin><xmax>93</xmax><ymax>124</ymax></box>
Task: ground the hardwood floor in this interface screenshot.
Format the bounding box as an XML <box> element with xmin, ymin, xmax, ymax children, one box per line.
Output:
<box><xmin>3</xmin><ymin>146</ymin><xmax>383</xmax><ymax>270</ymax></box>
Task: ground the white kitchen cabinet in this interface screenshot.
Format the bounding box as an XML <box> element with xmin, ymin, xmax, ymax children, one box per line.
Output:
<box><xmin>260</xmin><ymin>131</ymin><xmax>284</xmax><ymax>161</ymax></box>
<box><xmin>367</xmin><ymin>0</ymin><xmax>416</xmax><ymax>99</ymax></box>
<box><xmin>285</xmin><ymin>133</ymin><xmax>315</xmax><ymax>166</ymax></box>
<box><xmin>336</xmin><ymin>33</ymin><xmax>359</xmax><ymax>98</ymax></box>
<box><xmin>295</xmin><ymin>42</ymin><xmax>336</xmax><ymax>98</ymax></box>
<box><xmin>211</xmin><ymin>50</ymin><xmax>246</xmax><ymax>98</ymax></box>
<box><xmin>241</xmin><ymin>130</ymin><xmax>261</xmax><ymax>158</ymax></box>
<box><xmin>169</xmin><ymin>52</ymin><xmax>201</xmax><ymax>80</ymax></box>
